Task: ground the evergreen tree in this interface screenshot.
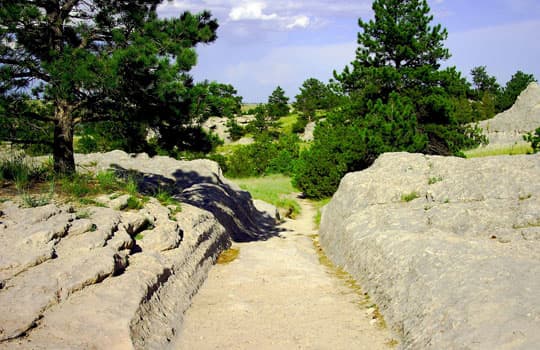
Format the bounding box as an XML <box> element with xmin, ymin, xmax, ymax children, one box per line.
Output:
<box><xmin>497</xmin><ymin>71</ymin><xmax>536</xmax><ymax>112</ymax></box>
<box><xmin>471</xmin><ymin>66</ymin><xmax>500</xmax><ymax>97</ymax></box>
<box><xmin>0</xmin><ymin>1</ymin><xmax>218</xmax><ymax>174</ymax></box>
<box><xmin>267</xmin><ymin>86</ymin><xmax>290</xmax><ymax>118</ymax></box>
<box><xmin>335</xmin><ymin>0</ymin><xmax>481</xmax><ymax>155</ymax></box>
<box><xmin>293</xmin><ymin>78</ymin><xmax>339</xmax><ymax>122</ymax></box>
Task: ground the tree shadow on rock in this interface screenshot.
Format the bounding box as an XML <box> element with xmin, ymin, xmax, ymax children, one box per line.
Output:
<box><xmin>109</xmin><ymin>164</ymin><xmax>281</xmax><ymax>242</ymax></box>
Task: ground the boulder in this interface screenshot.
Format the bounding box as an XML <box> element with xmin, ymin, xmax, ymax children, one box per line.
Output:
<box><xmin>320</xmin><ymin>152</ymin><xmax>540</xmax><ymax>349</ymax></box>
<box><xmin>253</xmin><ymin>199</ymin><xmax>281</xmax><ymax>223</ymax></box>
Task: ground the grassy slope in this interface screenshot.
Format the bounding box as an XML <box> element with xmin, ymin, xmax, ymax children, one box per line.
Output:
<box><xmin>464</xmin><ymin>144</ymin><xmax>533</xmax><ymax>158</ymax></box>
<box><xmin>230</xmin><ymin>175</ymin><xmax>301</xmax><ymax>218</ymax></box>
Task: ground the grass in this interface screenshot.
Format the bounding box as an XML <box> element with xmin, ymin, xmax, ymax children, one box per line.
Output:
<box><xmin>0</xmin><ymin>156</ymin><xmax>151</xmax><ymax>209</ymax></box>
<box><xmin>312</xmin><ymin>197</ymin><xmax>331</xmax><ymax>228</ymax></box>
<box><xmin>277</xmin><ymin>113</ymin><xmax>300</xmax><ymax>134</ymax></box>
<box><xmin>464</xmin><ymin>143</ymin><xmax>533</xmax><ymax>158</ymax></box>
<box><xmin>428</xmin><ymin>176</ymin><xmax>443</xmax><ymax>185</ymax></box>
<box><xmin>401</xmin><ymin>191</ymin><xmax>420</xmax><ymax>202</ymax></box>
<box><xmin>230</xmin><ymin>174</ymin><xmax>301</xmax><ymax>218</ymax></box>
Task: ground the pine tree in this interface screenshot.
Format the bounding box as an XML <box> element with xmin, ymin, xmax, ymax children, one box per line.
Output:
<box><xmin>335</xmin><ymin>0</ymin><xmax>480</xmax><ymax>155</ymax></box>
<box><xmin>0</xmin><ymin>1</ymin><xmax>218</xmax><ymax>174</ymax></box>
<box><xmin>267</xmin><ymin>86</ymin><xmax>290</xmax><ymax>118</ymax></box>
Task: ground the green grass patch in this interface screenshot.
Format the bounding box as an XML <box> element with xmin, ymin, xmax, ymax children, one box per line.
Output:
<box><xmin>401</xmin><ymin>191</ymin><xmax>420</xmax><ymax>202</ymax></box>
<box><xmin>277</xmin><ymin>113</ymin><xmax>299</xmax><ymax>134</ymax></box>
<box><xmin>311</xmin><ymin>197</ymin><xmax>331</xmax><ymax>228</ymax></box>
<box><xmin>230</xmin><ymin>175</ymin><xmax>301</xmax><ymax>218</ymax></box>
<box><xmin>464</xmin><ymin>144</ymin><xmax>533</xmax><ymax>158</ymax></box>
<box><xmin>215</xmin><ymin>143</ymin><xmax>246</xmax><ymax>156</ymax></box>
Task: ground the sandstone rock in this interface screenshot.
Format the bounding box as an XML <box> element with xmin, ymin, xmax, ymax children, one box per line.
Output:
<box><xmin>0</xmin><ymin>197</ymin><xmax>230</xmax><ymax>349</ymax></box>
<box><xmin>477</xmin><ymin>82</ymin><xmax>540</xmax><ymax>147</ymax></box>
<box><xmin>253</xmin><ymin>199</ymin><xmax>281</xmax><ymax>223</ymax></box>
<box><xmin>320</xmin><ymin>152</ymin><xmax>540</xmax><ymax>350</ymax></box>
<box><xmin>75</xmin><ymin>151</ymin><xmax>278</xmax><ymax>241</ymax></box>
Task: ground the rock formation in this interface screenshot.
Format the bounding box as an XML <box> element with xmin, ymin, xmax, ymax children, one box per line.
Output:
<box><xmin>478</xmin><ymin>82</ymin><xmax>540</xmax><ymax>147</ymax></box>
<box><xmin>0</xmin><ymin>151</ymin><xmax>277</xmax><ymax>349</ymax></box>
<box><xmin>320</xmin><ymin>152</ymin><xmax>540</xmax><ymax>349</ymax></box>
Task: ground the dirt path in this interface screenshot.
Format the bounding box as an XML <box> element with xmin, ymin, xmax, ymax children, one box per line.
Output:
<box><xmin>174</xmin><ymin>198</ymin><xmax>395</xmax><ymax>349</ymax></box>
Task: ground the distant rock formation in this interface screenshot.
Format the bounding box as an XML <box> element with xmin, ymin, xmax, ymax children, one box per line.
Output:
<box><xmin>0</xmin><ymin>151</ymin><xmax>278</xmax><ymax>349</ymax></box>
<box><xmin>202</xmin><ymin>115</ymin><xmax>254</xmax><ymax>144</ymax></box>
<box><xmin>320</xmin><ymin>152</ymin><xmax>540</xmax><ymax>349</ymax></box>
<box><xmin>478</xmin><ymin>82</ymin><xmax>540</xmax><ymax>147</ymax></box>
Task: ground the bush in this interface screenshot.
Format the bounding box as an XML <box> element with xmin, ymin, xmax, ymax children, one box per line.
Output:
<box><xmin>291</xmin><ymin>115</ymin><xmax>309</xmax><ymax>134</ymax></box>
<box><xmin>225</xmin><ymin>133</ymin><xmax>300</xmax><ymax>178</ymax></box>
<box><xmin>293</xmin><ymin>95</ymin><xmax>427</xmax><ymax>198</ymax></box>
<box><xmin>524</xmin><ymin>127</ymin><xmax>540</xmax><ymax>153</ymax></box>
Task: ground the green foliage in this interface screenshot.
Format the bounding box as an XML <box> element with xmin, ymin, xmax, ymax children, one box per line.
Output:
<box><xmin>464</xmin><ymin>144</ymin><xmax>533</xmax><ymax>158</ymax></box>
<box><xmin>294</xmin><ymin>95</ymin><xmax>427</xmax><ymax>198</ymax></box>
<box><xmin>191</xmin><ymin>81</ymin><xmax>243</xmax><ymax>120</ymax></box>
<box><xmin>231</xmin><ymin>175</ymin><xmax>300</xmax><ymax>218</ymax></box>
<box><xmin>293</xmin><ymin>78</ymin><xmax>341</xmax><ymax>121</ymax></box>
<box><xmin>226</xmin><ymin>117</ymin><xmax>247</xmax><ymax>141</ymax></box>
<box><xmin>334</xmin><ymin>0</ymin><xmax>480</xmax><ymax>157</ymax></box>
<box><xmin>471</xmin><ymin>66</ymin><xmax>500</xmax><ymax>97</ymax></box>
<box><xmin>428</xmin><ymin>176</ymin><xmax>443</xmax><ymax>185</ymax></box>
<box><xmin>267</xmin><ymin>86</ymin><xmax>290</xmax><ymax>118</ymax></box>
<box><xmin>401</xmin><ymin>191</ymin><xmax>420</xmax><ymax>202</ymax></box>
<box><xmin>126</xmin><ymin>196</ymin><xmax>143</xmax><ymax>210</ymax></box>
<box><xmin>291</xmin><ymin>115</ymin><xmax>309</xmax><ymax>134</ymax></box>
<box><xmin>524</xmin><ymin>127</ymin><xmax>540</xmax><ymax>153</ymax></box>
<box><xmin>226</xmin><ymin>134</ymin><xmax>300</xmax><ymax>178</ymax></box>
<box><xmin>497</xmin><ymin>71</ymin><xmax>536</xmax><ymax>112</ymax></box>
<box><xmin>0</xmin><ymin>1</ymin><xmax>219</xmax><ymax>174</ymax></box>
<box><xmin>246</xmin><ymin>105</ymin><xmax>278</xmax><ymax>137</ymax></box>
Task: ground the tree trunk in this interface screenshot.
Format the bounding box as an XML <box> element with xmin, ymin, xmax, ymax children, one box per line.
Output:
<box><xmin>53</xmin><ymin>101</ymin><xmax>76</xmax><ymax>175</ymax></box>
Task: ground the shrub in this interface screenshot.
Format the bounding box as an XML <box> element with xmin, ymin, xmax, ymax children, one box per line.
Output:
<box><xmin>524</xmin><ymin>127</ymin><xmax>540</xmax><ymax>153</ymax></box>
<box><xmin>293</xmin><ymin>95</ymin><xmax>427</xmax><ymax>198</ymax></box>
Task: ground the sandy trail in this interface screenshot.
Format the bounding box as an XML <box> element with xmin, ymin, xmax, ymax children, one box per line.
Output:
<box><xmin>174</xmin><ymin>198</ymin><xmax>395</xmax><ymax>349</ymax></box>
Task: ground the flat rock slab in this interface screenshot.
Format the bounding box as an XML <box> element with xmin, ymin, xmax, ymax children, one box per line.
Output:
<box><xmin>0</xmin><ymin>199</ymin><xmax>229</xmax><ymax>349</ymax></box>
<box><xmin>320</xmin><ymin>152</ymin><xmax>540</xmax><ymax>350</ymax></box>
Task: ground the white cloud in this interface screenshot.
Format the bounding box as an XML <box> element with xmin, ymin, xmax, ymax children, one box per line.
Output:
<box><xmin>286</xmin><ymin>15</ymin><xmax>310</xmax><ymax>29</ymax></box>
<box><xmin>229</xmin><ymin>2</ymin><xmax>277</xmax><ymax>21</ymax></box>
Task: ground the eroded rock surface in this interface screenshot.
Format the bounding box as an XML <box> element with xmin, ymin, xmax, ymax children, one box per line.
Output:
<box><xmin>75</xmin><ymin>151</ymin><xmax>277</xmax><ymax>241</ymax></box>
<box><xmin>478</xmin><ymin>82</ymin><xmax>540</xmax><ymax>147</ymax></box>
<box><xmin>320</xmin><ymin>152</ymin><xmax>540</xmax><ymax>349</ymax></box>
<box><xmin>1</xmin><ymin>152</ymin><xmax>277</xmax><ymax>349</ymax></box>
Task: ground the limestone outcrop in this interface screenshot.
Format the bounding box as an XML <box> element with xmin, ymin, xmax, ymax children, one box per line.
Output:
<box><xmin>478</xmin><ymin>82</ymin><xmax>540</xmax><ymax>147</ymax></box>
<box><xmin>75</xmin><ymin>151</ymin><xmax>276</xmax><ymax>242</ymax></box>
<box><xmin>320</xmin><ymin>152</ymin><xmax>540</xmax><ymax>349</ymax></box>
<box><xmin>1</xmin><ymin>152</ymin><xmax>277</xmax><ymax>349</ymax></box>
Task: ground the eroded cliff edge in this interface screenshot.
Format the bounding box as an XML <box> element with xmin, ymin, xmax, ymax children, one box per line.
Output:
<box><xmin>320</xmin><ymin>152</ymin><xmax>540</xmax><ymax>349</ymax></box>
<box><xmin>0</xmin><ymin>151</ymin><xmax>277</xmax><ymax>349</ymax></box>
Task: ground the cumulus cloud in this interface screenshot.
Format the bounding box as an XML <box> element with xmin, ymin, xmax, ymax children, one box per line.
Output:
<box><xmin>229</xmin><ymin>2</ymin><xmax>277</xmax><ymax>21</ymax></box>
<box><xmin>228</xmin><ymin>2</ymin><xmax>312</xmax><ymax>30</ymax></box>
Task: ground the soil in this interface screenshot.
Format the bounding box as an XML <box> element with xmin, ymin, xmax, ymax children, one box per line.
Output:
<box><xmin>173</xmin><ymin>198</ymin><xmax>397</xmax><ymax>349</ymax></box>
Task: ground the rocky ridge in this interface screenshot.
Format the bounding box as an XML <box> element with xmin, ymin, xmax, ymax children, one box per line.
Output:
<box><xmin>478</xmin><ymin>82</ymin><xmax>540</xmax><ymax>147</ymax></box>
<box><xmin>320</xmin><ymin>152</ymin><xmax>540</xmax><ymax>349</ymax></box>
<box><xmin>0</xmin><ymin>151</ymin><xmax>277</xmax><ymax>349</ymax></box>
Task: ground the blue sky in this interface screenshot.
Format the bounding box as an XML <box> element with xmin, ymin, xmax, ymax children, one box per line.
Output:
<box><xmin>158</xmin><ymin>0</ymin><xmax>540</xmax><ymax>103</ymax></box>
